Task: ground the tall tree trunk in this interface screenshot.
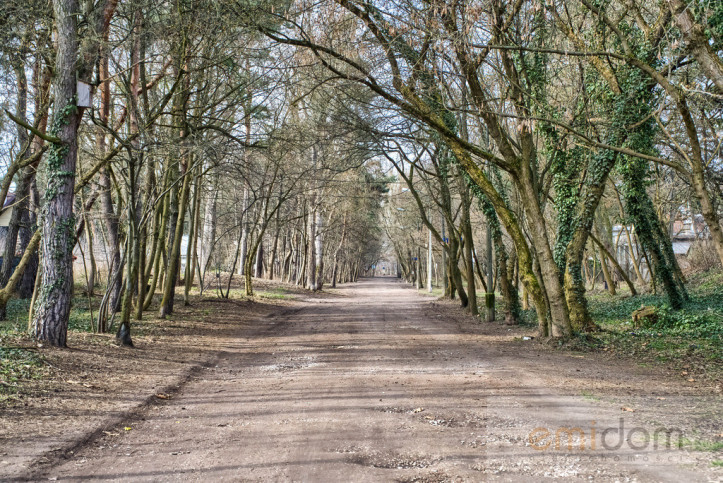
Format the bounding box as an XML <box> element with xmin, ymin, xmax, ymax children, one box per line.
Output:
<box><xmin>268</xmin><ymin>190</ymin><xmax>282</xmax><ymax>280</ymax></box>
<box><xmin>158</xmin><ymin>157</ymin><xmax>191</xmax><ymax>318</ymax></box>
<box><xmin>18</xmin><ymin>59</ymin><xmax>51</xmax><ymax>299</ymax></box>
<box><xmin>143</xmin><ymin>169</ymin><xmax>171</xmax><ymax>310</ymax></box>
<box><xmin>238</xmin><ymin>187</ymin><xmax>249</xmax><ymax>275</ymax></box>
<box><xmin>515</xmin><ymin>174</ymin><xmax>572</xmax><ymax>337</ymax></box>
<box><xmin>17</xmin><ymin>180</ymin><xmax>39</xmax><ymax>299</ymax></box>
<box><xmin>306</xmin><ymin>200</ymin><xmax>317</xmax><ymax>290</ymax></box>
<box><xmin>313</xmin><ymin>207</ymin><xmax>324</xmax><ymax>290</ymax></box>
<box><xmin>281</xmin><ymin>232</ymin><xmax>291</xmax><ymax>282</ymax></box>
<box><xmin>184</xmin><ymin>165</ymin><xmax>201</xmax><ymax>305</ymax></box>
<box><xmin>199</xmin><ymin>177</ymin><xmax>218</xmax><ymax>283</ymax></box>
<box><xmin>459</xmin><ymin>189</ymin><xmax>478</xmax><ymax>315</ymax></box>
<box><xmin>83</xmin><ymin>208</ymin><xmax>97</xmax><ymax>295</ymax></box>
<box><xmin>0</xmin><ymin>61</ymin><xmax>30</xmax><ymax>303</ymax></box>
<box><xmin>33</xmin><ymin>0</ymin><xmax>83</xmax><ymax>347</ymax></box>
<box><xmin>117</xmin><ymin>152</ymin><xmax>139</xmax><ymax>347</ymax></box>
<box><xmin>254</xmin><ymin>241</ymin><xmax>264</xmax><ymax>278</ymax></box>
<box><xmin>158</xmin><ymin>53</ymin><xmax>190</xmax><ymax>318</ymax></box>
<box><xmin>331</xmin><ymin>214</ymin><xmax>347</xmax><ymax>288</ymax></box>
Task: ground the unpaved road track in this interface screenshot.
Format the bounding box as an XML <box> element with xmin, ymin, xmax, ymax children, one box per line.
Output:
<box><xmin>21</xmin><ymin>278</ymin><xmax>722</xmax><ymax>481</ymax></box>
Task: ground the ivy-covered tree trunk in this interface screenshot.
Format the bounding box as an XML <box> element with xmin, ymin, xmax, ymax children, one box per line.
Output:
<box><xmin>458</xmin><ymin>182</ymin><xmax>478</xmax><ymax>315</ymax></box>
<box><xmin>33</xmin><ymin>0</ymin><xmax>83</xmax><ymax>347</ymax></box>
<box><xmin>619</xmin><ymin>158</ymin><xmax>688</xmax><ymax>308</ymax></box>
<box><xmin>478</xmin><ymin>195</ymin><xmax>520</xmax><ymax>324</ymax></box>
<box><xmin>666</xmin><ymin>0</ymin><xmax>723</xmax><ymax>93</ymax></box>
<box><xmin>515</xmin><ymin>171</ymin><xmax>572</xmax><ymax>338</ymax></box>
<box><xmin>449</xmin><ymin>144</ymin><xmax>551</xmax><ymax>336</ymax></box>
<box><xmin>446</xmin><ymin>236</ymin><xmax>468</xmax><ymax>307</ymax></box>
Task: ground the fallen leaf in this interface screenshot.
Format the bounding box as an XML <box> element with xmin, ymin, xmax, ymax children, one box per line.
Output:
<box><xmin>656</xmin><ymin>397</ymin><xmax>666</xmax><ymax>400</ymax></box>
<box><xmin>123</xmin><ymin>426</ymin><xmax>132</xmax><ymax>431</ymax></box>
<box><xmin>413</xmin><ymin>407</ymin><xmax>424</xmax><ymax>413</ymax></box>
<box><xmin>687</xmin><ymin>378</ymin><xmax>695</xmax><ymax>382</ymax></box>
<box><xmin>621</xmin><ymin>407</ymin><xmax>635</xmax><ymax>412</ymax></box>
<box><xmin>155</xmin><ymin>393</ymin><xmax>171</xmax><ymax>400</ymax></box>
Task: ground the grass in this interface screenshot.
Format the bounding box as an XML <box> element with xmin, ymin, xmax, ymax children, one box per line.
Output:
<box><xmin>712</xmin><ymin>460</ymin><xmax>723</xmax><ymax>467</ymax></box>
<box><xmin>257</xmin><ymin>288</ymin><xmax>294</xmax><ymax>300</ymax></box>
<box><xmin>417</xmin><ymin>286</ymin><xmax>445</xmax><ymax>297</ymax></box>
<box><xmin>1</xmin><ymin>286</ymin><xmax>118</xmax><ymax>397</ymax></box>
<box><xmin>679</xmin><ymin>438</ymin><xmax>723</xmax><ymax>452</ymax></box>
<box><xmin>0</xmin><ymin>345</ymin><xmax>48</xmax><ymax>400</ymax></box>
<box><xmin>580</xmin><ymin>390</ymin><xmax>600</xmax><ymax>402</ymax></box>
<box><xmin>573</xmin><ymin>269</ymin><xmax>723</xmax><ymax>380</ymax></box>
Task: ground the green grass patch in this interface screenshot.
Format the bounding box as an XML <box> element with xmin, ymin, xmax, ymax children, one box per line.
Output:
<box><xmin>0</xmin><ymin>346</ymin><xmax>47</xmax><ymax>398</ymax></box>
<box><xmin>587</xmin><ymin>270</ymin><xmax>723</xmax><ymax>339</ymax></box>
<box><xmin>567</xmin><ymin>270</ymin><xmax>723</xmax><ymax>379</ymax></box>
<box><xmin>580</xmin><ymin>390</ymin><xmax>600</xmax><ymax>401</ymax></box>
<box><xmin>679</xmin><ymin>438</ymin><xmax>723</xmax><ymax>452</ymax></box>
<box><xmin>257</xmin><ymin>288</ymin><xmax>293</xmax><ymax>300</ymax></box>
<box><xmin>712</xmin><ymin>460</ymin><xmax>723</xmax><ymax>467</ymax></box>
<box><xmin>3</xmin><ymin>298</ymin><xmax>32</xmax><ymax>334</ymax></box>
<box><xmin>418</xmin><ymin>287</ymin><xmax>445</xmax><ymax>297</ymax></box>
<box><xmin>2</xmin><ymin>290</ymin><xmax>99</xmax><ymax>335</ymax></box>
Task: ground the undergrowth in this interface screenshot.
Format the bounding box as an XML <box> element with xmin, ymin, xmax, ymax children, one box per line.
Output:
<box><xmin>0</xmin><ymin>345</ymin><xmax>48</xmax><ymax>400</ymax></box>
<box><xmin>572</xmin><ymin>269</ymin><xmax>723</xmax><ymax>380</ymax></box>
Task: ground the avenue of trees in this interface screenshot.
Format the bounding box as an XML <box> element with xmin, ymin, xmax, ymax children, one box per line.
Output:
<box><xmin>0</xmin><ymin>0</ymin><xmax>720</xmax><ymax>344</ymax></box>
<box><xmin>0</xmin><ymin>0</ymin><xmax>387</xmax><ymax>346</ymax></box>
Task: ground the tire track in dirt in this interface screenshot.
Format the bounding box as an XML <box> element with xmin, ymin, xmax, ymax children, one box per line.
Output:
<box><xmin>13</xmin><ymin>301</ymin><xmax>302</xmax><ymax>482</ymax></box>
<box><xmin>22</xmin><ymin>278</ymin><xmax>721</xmax><ymax>482</ymax></box>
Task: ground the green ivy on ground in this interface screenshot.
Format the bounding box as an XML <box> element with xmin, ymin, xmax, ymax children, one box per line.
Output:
<box><xmin>569</xmin><ymin>270</ymin><xmax>723</xmax><ymax>379</ymax></box>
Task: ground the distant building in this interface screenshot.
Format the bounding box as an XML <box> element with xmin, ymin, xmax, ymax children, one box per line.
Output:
<box><xmin>670</xmin><ymin>215</ymin><xmax>708</xmax><ymax>255</ymax></box>
<box><xmin>611</xmin><ymin>214</ymin><xmax>710</xmax><ymax>280</ymax></box>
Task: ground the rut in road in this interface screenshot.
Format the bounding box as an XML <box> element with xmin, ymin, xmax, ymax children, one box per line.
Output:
<box><xmin>39</xmin><ymin>278</ymin><xmax>714</xmax><ymax>482</ymax></box>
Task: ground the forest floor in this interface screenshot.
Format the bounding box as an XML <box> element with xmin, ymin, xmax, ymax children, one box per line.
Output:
<box><xmin>1</xmin><ymin>277</ymin><xmax>722</xmax><ymax>482</ymax></box>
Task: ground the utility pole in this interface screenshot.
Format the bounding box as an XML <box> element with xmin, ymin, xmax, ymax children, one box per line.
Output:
<box><xmin>427</xmin><ymin>227</ymin><xmax>432</xmax><ymax>292</ymax></box>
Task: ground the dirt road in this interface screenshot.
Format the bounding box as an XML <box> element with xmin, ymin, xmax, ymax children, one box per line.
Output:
<box><xmin>21</xmin><ymin>278</ymin><xmax>722</xmax><ymax>481</ymax></box>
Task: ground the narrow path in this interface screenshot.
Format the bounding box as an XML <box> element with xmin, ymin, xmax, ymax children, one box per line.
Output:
<box><xmin>39</xmin><ymin>278</ymin><xmax>719</xmax><ymax>481</ymax></box>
